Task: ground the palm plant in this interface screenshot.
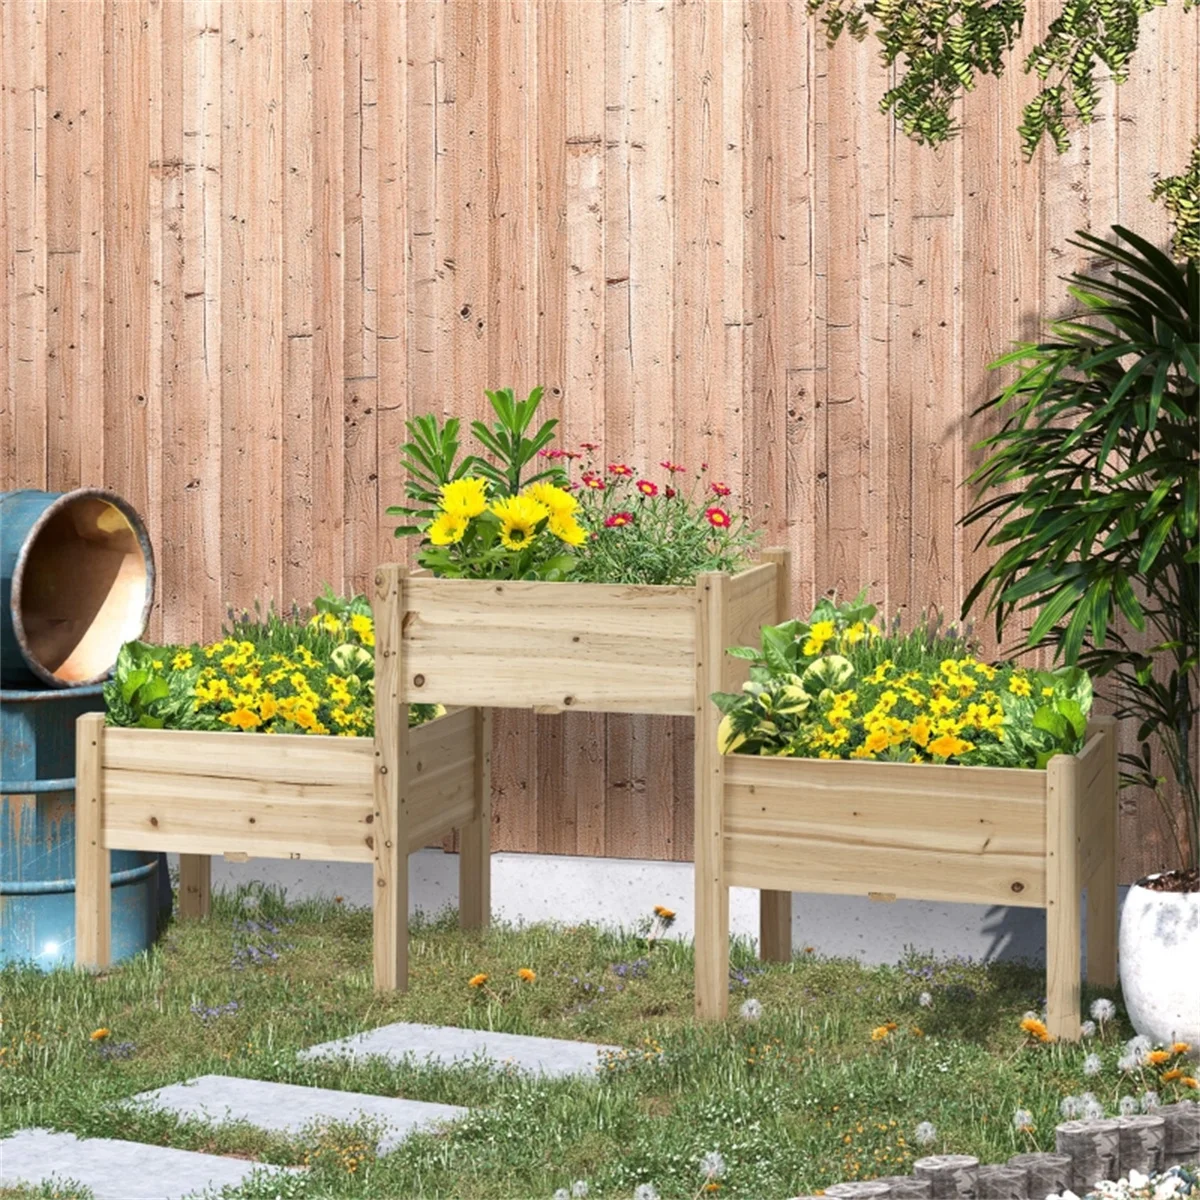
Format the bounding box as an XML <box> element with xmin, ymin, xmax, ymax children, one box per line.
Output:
<box><xmin>963</xmin><ymin>226</ymin><xmax>1199</xmax><ymax>880</ymax></box>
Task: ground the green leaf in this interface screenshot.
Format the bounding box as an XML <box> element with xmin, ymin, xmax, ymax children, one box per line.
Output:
<box><xmin>1033</xmin><ymin>706</ymin><xmax>1068</xmax><ymax>741</ymax></box>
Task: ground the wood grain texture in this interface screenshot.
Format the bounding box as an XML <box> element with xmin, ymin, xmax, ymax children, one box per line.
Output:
<box><xmin>3</xmin><ymin>0</ymin><xmax>1195</xmax><ymax>873</ymax></box>
<box><xmin>74</xmin><ymin>713</ymin><xmax>110</xmax><ymax>969</ymax></box>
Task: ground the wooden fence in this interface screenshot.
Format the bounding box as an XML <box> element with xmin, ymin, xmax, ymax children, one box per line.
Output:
<box><xmin>2</xmin><ymin>0</ymin><xmax>1196</xmax><ymax>880</ymax></box>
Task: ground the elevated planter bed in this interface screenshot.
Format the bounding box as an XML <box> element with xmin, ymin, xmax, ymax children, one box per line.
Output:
<box><xmin>75</xmin><ymin>566</ymin><xmax>490</xmax><ymax>993</ymax></box>
<box><xmin>692</xmin><ymin>573</ymin><xmax>1119</xmax><ymax>1041</ymax></box>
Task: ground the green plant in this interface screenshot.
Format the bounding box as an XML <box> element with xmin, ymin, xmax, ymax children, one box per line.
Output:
<box><xmin>567</xmin><ymin>453</ymin><xmax>760</xmax><ymax>586</ymax></box>
<box><xmin>1153</xmin><ymin>137</ymin><xmax>1200</xmax><ymax>264</ymax></box>
<box><xmin>386</xmin><ymin>387</ymin><xmax>566</xmax><ymax>535</ymax></box>
<box><xmin>712</xmin><ymin>596</ymin><xmax>1092</xmax><ymax>767</ymax></box>
<box><xmin>807</xmin><ymin>0</ymin><xmax>1195</xmax><ymax>156</ymax></box>
<box><xmin>963</xmin><ymin>226</ymin><xmax>1199</xmax><ymax>874</ymax></box>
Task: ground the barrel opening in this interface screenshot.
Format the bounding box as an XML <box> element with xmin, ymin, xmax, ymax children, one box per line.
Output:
<box><xmin>13</xmin><ymin>493</ymin><xmax>152</xmax><ymax>684</ymax></box>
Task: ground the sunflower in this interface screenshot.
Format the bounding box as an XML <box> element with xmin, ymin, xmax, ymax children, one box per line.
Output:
<box><xmin>439</xmin><ymin>477</ymin><xmax>489</xmax><ymax>518</ymax></box>
<box><xmin>490</xmin><ymin>494</ymin><xmax>549</xmax><ymax>550</ymax></box>
<box><xmin>525</xmin><ymin>480</ymin><xmax>578</xmax><ymax>517</ymax></box>
<box><xmin>428</xmin><ymin>511</ymin><xmax>468</xmax><ymax>546</ymax></box>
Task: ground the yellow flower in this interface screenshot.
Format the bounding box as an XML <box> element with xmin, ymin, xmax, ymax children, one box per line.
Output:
<box><xmin>908</xmin><ymin>717</ymin><xmax>931</xmax><ymax>748</ymax></box>
<box><xmin>1173</xmin><ymin>1042</ymin><xmax>1191</xmax><ymax>1054</ymax></box>
<box><xmin>428</xmin><ymin>511</ymin><xmax>468</xmax><ymax>546</ymax></box>
<box><xmin>468</xmin><ymin>973</ymin><xmax>489</xmax><ymax>988</ymax></box>
<box><xmin>654</xmin><ymin>905</ymin><xmax>676</xmax><ymax>920</ymax></box>
<box><xmin>928</xmin><ymin>734</ymin><xmax>973</xmax><ymax>759</ymax></box>
<box><xmin>1008</xmin><ymin>675</ymin><xmax>1032</xmax><ymax>697</ymax></box>
<box><xmin>928</xmin><ymin>694</ymin><xmax>956</xmax><ymax>717</ymax></box>
<box><xmin>525</xmin><ymin>481</ymin><xmax>578</xmax><ymax>517</ymax></box>
<box><xmin>259</xmin><ymin>693</ymin><xmax>278</xmax><ymax>722</ymax></box>
<box><xmin>1182</xmin><ymin>1077</ymin><xmax>1198</xmax><ymax>1089</ymax></box>
<box><xmin>172</xmin><ymin>650</ymin><xmax>194</xmax><ymax>671</ymax></box>
<box><xmin>1161</xmin><ymin>1067</ymin><xmax>1185</xmax><ymax>1083</ymax></box>
<box><xmin>491</xmin><ymin>494</ymin><xmax>549</xmax><ymax>550</ymax></box>
<box><xmin>517</xmin><ymin>968</ymin><xmax>537</xmax><ymax>982</ymax></box>
<box><xmin>548</xmin><ymin>513</ymin><xmax>587</xmax><ymax>547</ymax></box>
<box><xmin>1020</xmin><ymin>1015</ymin><xmax>1053</xmax><ymax>1043</ymax></box>
<box><xmin>439</xmin><ymin>477</ymin><xmax>489</xmax><ymax>519</ymax></box>
<box><xmin>1149</xmin><ymin>1049</ymin><xmax>1172</xmax><ymax>1065</ymax></box>
<box><xmin>844</xmin><ymin>621</ymin><xmax>866</xmax><ymax>645</ymax></box>
<box><xmin>90</xmin><ymin>1028</ymin><xmax>110</xmax><ymax>1041</ymax></box>
<box><xmin>1041</xmin><ymin>686</ymin><xmax>1054</xmax><ymax>697</ymax></box>
<box><xmin>350</xmin><ymin>613</ymin><xmax>374</xmax><ymax>644</ymax></box>
<box><xmin>864</xmin><ymin>729</ymin><xmax>890</xmax><ymax>754</ymax></box>
<box><xmin>221</xmin><ymin>707</ymin><xmax>262</xmax><ymax>731</ymax></box>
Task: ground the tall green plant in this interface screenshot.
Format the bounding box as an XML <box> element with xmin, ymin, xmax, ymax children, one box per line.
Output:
<box><xmin>963</xmin><ymin>225</ymin><xmax>1199</xmax><ymax>875</ymax></box>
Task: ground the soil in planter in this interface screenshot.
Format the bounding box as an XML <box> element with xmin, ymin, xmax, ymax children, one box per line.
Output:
<box><xmin>1142</xmin><ymin>866</ymin><xmax>1200</xmax><ymax>894</ymax></box>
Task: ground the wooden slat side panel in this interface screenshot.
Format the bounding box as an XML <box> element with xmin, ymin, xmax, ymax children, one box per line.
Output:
<box><xmin>102</xmin><ymin>727</ymin><xmax>374</xmax><ymax>788</ymax></box>
<box><xmin>401</xmin><ymin>579</ymin><xmax>697</xmax><ymax>713</ymax></box>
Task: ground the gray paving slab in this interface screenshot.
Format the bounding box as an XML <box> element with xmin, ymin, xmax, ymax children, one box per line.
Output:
<box><xmin>0</xmin><ymin>1127</ymin><xmax>296</xmax><ymax>1200</ymax></box>
<box><xmin>130</xmin><ymin>1074</ymin><xmax>467</xmax><ymax>1155</ymax></box>
<box><xmin>298</xmin><ymin>1021</ymin><xmax>621</xmax><ymax>1079</ymax></box>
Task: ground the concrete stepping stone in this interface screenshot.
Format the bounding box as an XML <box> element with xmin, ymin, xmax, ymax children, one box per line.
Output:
<box><xmin>0</xmin><ymin>1127</ymin><xmax>296</xmax><ymax>1200</ymax></box>
<box><xmin>299</xmin><ymin>1021</ymin><xmax>621</xmax><ymax>1079</ymax></box>
<box><xmin>130</xmin><ymin>1074</ymin><xmax>468</xmax><ymax>1155</ymax></box>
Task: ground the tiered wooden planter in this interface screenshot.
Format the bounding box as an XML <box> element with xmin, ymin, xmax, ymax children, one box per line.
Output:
<box><xmin>692</xmin><ymin>567</ymin><xmax>1120</xmax><ymax>1040</ymax></box>
<box><xmin>76</xmin><ymin>553</ymin><xmax>788</xmax><ymax>992</ymax></box>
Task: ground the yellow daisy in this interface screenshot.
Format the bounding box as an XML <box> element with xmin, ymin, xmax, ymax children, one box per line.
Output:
<box><xmin>428</xmin><ymin>511</ymin><xmax>468</xmax><ymax>546</ymax></box>
<box><xmin>439</xmin><ymin>477</ymin><xmax>489</xmax><ymax>519</ymax></box>
<box><xmin>525</xmin><ymin>480</ymin><xmax>578</xmax><ymax>517</ymax></box>
<box><xmin>490</xmin><ymin>494</ymin><xmax>549</xmax><ymax>550</ymax></box>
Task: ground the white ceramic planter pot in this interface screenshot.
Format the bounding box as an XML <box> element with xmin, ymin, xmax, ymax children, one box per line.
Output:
<box><xmin>1118</xmin><ymin>875</ymin><xmax>1200</xmax><ymax>1046</ymax></box>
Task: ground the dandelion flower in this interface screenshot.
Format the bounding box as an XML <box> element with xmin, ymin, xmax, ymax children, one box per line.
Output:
<box><xmin>1080</xmin><ymin>1020</ymin><xmax>1097</xmax><ymax>1038</ymax></box>
<box><xmin>1060</xmin><ymin>1096</ymin><xmax>1083</xmax><ymax>1118</ymax></box>
<box><xmin>739</xmin><ymin>998</ymin><xmax>763</xmax><ymax>1022</ymax></box>
<box><xmin>89</xmin><ymin>1028</ymin><xmax>110</xmax><ymax>1042</ymax></box>
<box><xmin>1020</xmin><ymin>1015</ymin><xmax>1053</xmax><ymax>1043</ymax></box>
<box><xmin>653</xmin><ymin>905</ymin><xmax>676</xmax><ymax>921</ymax></box>
<box><xmin>918</xmin><ymin>991</ymin><xmax>933</xmax><ymax>1008</ymax></box>
<box><xmin>698</xmin><ymin>1151</ymin><xmax>726</xmax><ymax>1181</ymax></box>
<box><xmin>1012</xmin><ymin>1108</ymin><xmax>1035</xmax><ymax>1132</ymax></box>
<box><xmin>1161</xmin><ymin>1067</ymin><xmax>1185</xmax><ymax>1083</ymax></box>
<box><xmin>571</xmin><ymin>1183</ymin><xmax>589</xmax><ymax>1199</ymax></box>
<box><xmin>1172</xmin><ymin>1042</ymin><xmax>1191</xmax><ymax>1055</ymax></box>
<box><xmin>1119</xmin><ymin>1095</ymin><xmax>1139</xmax><ymax>1116</ymax></box>
<box><xmin>518</xmin><ymin>968</ymin><xmax>537</xmax><ymax>983</ymax></box>
<box><xmin>1126</xmin><ymin>1034</ymin><xmax>1153</xmax><ymax>1060</ymax></box>
<box><xmin>914</xmin><ymin>1121</ymin><xmax>937</xmax><ymax>1146</ymax></box>
<box><xmin>634</xmin><ymin>1186</ymin><xmax>661</xmax><ymax>1200</ymax></box>
<box><xmin>1149</xmin><ymin>1049</ymin><xmax>1172</xmax><ymax>1065</ymax></box>
<box><xmin>1141</xmin><ymin>1090</ymin><xmax>1160</xmax><ymax>1112</ymax></box>
<box><xmin>1090</xmin><ymin>998</ymin><xmax>1116</xmax><ymax>1023</ymax></box>
<box><xmin>1082</xmin><ymin>1097</ymin><xmax>1105</xmax><ymax>1120</ymax></box>
<box><xmin>468</xmin><ymin>973</ymin><xmax>488</xmax><ymax>988</ymax></box>
<box><xmin>1083</xmin><ymin>1053</ymin><xmax>1103</xmax><ymax>1076</ymax></box>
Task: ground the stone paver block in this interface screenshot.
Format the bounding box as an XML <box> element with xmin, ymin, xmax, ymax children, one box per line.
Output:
<box><xmin>130</xmin><ymin>1074</ymin><xmax>468</xmax><ymax>1155</ymax></box>
<box><xmin>0</xmin><ymin>1127</ymin><xmax>296</xmax><ymax>1200</ymax></box>
<box><xmin>299</xmin><ymin>1021</ymin><xmax>621</xmax><ymax>1079</ymax></box>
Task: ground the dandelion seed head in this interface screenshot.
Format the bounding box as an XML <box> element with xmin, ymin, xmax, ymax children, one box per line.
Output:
<box><xmin>1012</xmin><ymin>1107</ymin><xmax>1035</xmax><ymax>1131</ymax></box>
<box><xmin>1119</xmin><ymin>1095</ymin><xmax>1139</xmax><ymax>1116</ymax></box>
<box><xmin>1090</xmin><ymin>998</ymin><xmax>1116</xmax><ymax>1022</ymax></box>
<box><xmin>1083</xmin><ymin>1053</ymin><xmax>1103</xmax><ymax>1076</ymax></box>
<box><xmin>914</xmin><ymin>1121</ymin><xmax>937</xmax><ymax>1145</ymax></box>
<box><xmin>1126</xmin><ymin>1034</ymin><xmax>1153</xmax><ymax>1060</ymax></box>
<box><xmin>1141</xmin><ymin>1090</ymin><xmax>1160</xmax><ymax>1112</ymax></box>
<box><xmin>918</xmin><ymin>991</ymin><xmax>933</xmax><ymax>1008</ymax></box>
<box><xmin>739</xmin><ymin>998</ymin><xmax>763</xmax><ymax>1022</ymax></box>
<box><xmin>570</xmin><ymin>1182</ymin><xmax>589</xmax><ymax>1199</ymax></box>
<box><xmin>1080</xmin><ymin>1020</ymin><xmax>1096</xmax><ymax>1038</ymax></box>
<box><xmin>1060</xmin><ymin>1095</ymin><xmax>1083</xmax><ymax>1118</ymax></box>
<box><xmin>553</xmin><ymin>1191</ymin><xmax>570</xmax><ymax>1200</ymax></box>
<box><xmin>1082</xmin><ymin>1097</ymin><xmax>1105</xmax><ymax>1121</ymax></box>
<box><xmin>633</xmin><ymin>1187</ymin><xmax>660</xmax><ymax>1200</ymax></box>
<box><xmin>1118</xmin><ymin>1054</ymin><xmax>1139</xmax><ymax>1073</ymax></box>
<box><xmin>699</xmin><ymin>1151</ymin><xmax>726</xmax><ymax>1181</ymax></box>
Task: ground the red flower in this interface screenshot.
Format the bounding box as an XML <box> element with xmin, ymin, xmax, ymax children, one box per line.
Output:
<box><xmin>582</xmin><ymin>475</ymin><xmax>606</xmax><ymax>491</ymax></box>
<box><xmin>539</xmin><ymin>448</ymin><xmax>567</xmax><ymax>460</ymax></box>
<box><xmin>608</xmin><ymin>463</ymin><xmax>633</xmax><ymax>477</ymax></box>
<box><xmin>711</xmin><ymin>482</ymin><xmax>731</xmax><ymax>497</ymax></box>
<box><xmin>605</xmin><ymin>512</ymin><xmax>634</xmax><ymax>528</ymax></box>
<box><xmin>660</xmin><ymin>460</ymin><xmax>685</xmax><ymax>473</ymax></box>
<box><xmin>665</xmin><ymin>486</ymin><xmax>677</xmax><ymax>499</ymax></box>
<box><xmin>706</xmin><ymin>506</ymin><xmax>731</xmax><ymax>529</ymax></box>
<box><xmin>563</xmin><ymin>450</ymin><xmax>582</xmax><ymax>460</ymax></box>
<box><xmin>636</xmin><ymin>480</ymin><xmax>659</xmax><ymax>497</ymax></box>
<box><xmin>580</xmin><ymin>442</ymin><xmax>601</xmax><ymax>452</ymax></box>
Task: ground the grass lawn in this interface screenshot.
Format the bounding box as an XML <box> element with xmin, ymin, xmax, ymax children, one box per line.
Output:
<box><xmin>1</xmin><ymin>884</ymin><xmax>1194</xmax><ymax>1200</ymax></box>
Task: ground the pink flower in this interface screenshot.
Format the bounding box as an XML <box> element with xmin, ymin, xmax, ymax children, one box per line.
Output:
<box><xmin>608</xmin><ymin>464</ymin><xmax>633</xmax><ymax>477</ymax></box>
<box><xmin>665</xmin><ymin>486</ymin><xmax>677</xmax><ymax>499</ymax></box>
<box><xmin>636</xmin><ymin>480</ymin><xmax>659</xmax><ymax>497</ymax></box>
<box><xmin>581</xmin><ymin>474</ymin><xmax>606</xmax><ymax>491</ymax></box>
<box><xmin>706</xmin><ymin>506</ymin><xmax>731</xmax><ymax>529</ymax></box>
<box><xmin>660</xmin><ymin>460</ymin><xmax>685</xmax><ymax>473</ymax></box>
<box><xmin>580</xmin><ymin>442</ymin><xmax>601</xmax><ymax>452</ymax></box>
<box><xmin>711</xmin><ymin>482</ymin><xmax>731</xmax><ymax>497</ymax></box>
<box><xmin>605</xmin><ymin>511</ymin><xmax>634</xmax><ymax>528</ymax></box>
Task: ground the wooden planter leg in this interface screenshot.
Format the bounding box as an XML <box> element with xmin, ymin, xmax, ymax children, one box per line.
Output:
<box><xmin>75</xmin><ymin>713</ymin><xmax>111</xmax><ymax>970</ymax></box>
<box><xmin>178</xmin><ymin>855</ymin><xmax>212</xmax><ymax>919</ymax></box>
<box><xmin>373</xmin><ymin>564</ymin><xmax>409</xmax><ymax>993</ymax></box>
<box><xmin>459</xmin><ymin>707</ymin><xmax>492</xmax><ymax>930</ymax></box>
<box><xmin>695</xmin><ymin>572</ymin><xmax>730</xmax><ymax>1020</ymax></box>
<box><xmin>1046</xmin><ymin>752</ymin><xmax>1082</xmax><ymax>1040</ymax></box>
<box><xmin>758</xmin><ymin>547</ymin><xmax>794</xmax><ymax>964</ymax></box>
<box><xmin>1085</xmin><ymin>717</ymin><xmax>1118</xmax><ymax>989</ymax></box>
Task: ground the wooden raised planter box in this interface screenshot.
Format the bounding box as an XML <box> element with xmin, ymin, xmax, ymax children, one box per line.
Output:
<box><xmin>75</xmin><ymin>564</ymin><xmax>491</xmax><ymax>992</ymax></box>
<box><xmin>692</xmin><ymin>551</ymin><xmax>1119</xmax><ymax>1042</ymax></box>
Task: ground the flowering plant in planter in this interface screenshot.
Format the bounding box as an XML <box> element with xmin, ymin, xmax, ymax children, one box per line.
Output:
<box><xmin>712</xmin><ymin>592</ymin><xmax>1093</xmax><ymax>768</ymax></box>
<box><xmin>562</xmin><ymin>451</ymin><xmax>760</xmax><ymax>586</ymax></box>
<box><xmin>104</xmin><ymin>588</ymin><xmax>443</xmax><ymax>735</ymax></box>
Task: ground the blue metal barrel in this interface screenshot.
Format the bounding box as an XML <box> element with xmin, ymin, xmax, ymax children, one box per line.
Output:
<box><xmin>1</xmin><ymin>685</ymin><xmax>161</xmax><ymax>968</ymax></box>
<box><xmin>1</xmin><ymin>489</ymin><xmax>155</xmax><ymax>687</ymax></box>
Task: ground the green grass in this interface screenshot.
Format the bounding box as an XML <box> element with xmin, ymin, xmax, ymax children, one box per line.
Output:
<box><xmin>0</xmin><ymin>884</ymin><xmax>1190</xmax><ymax>1199</ymax></box>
